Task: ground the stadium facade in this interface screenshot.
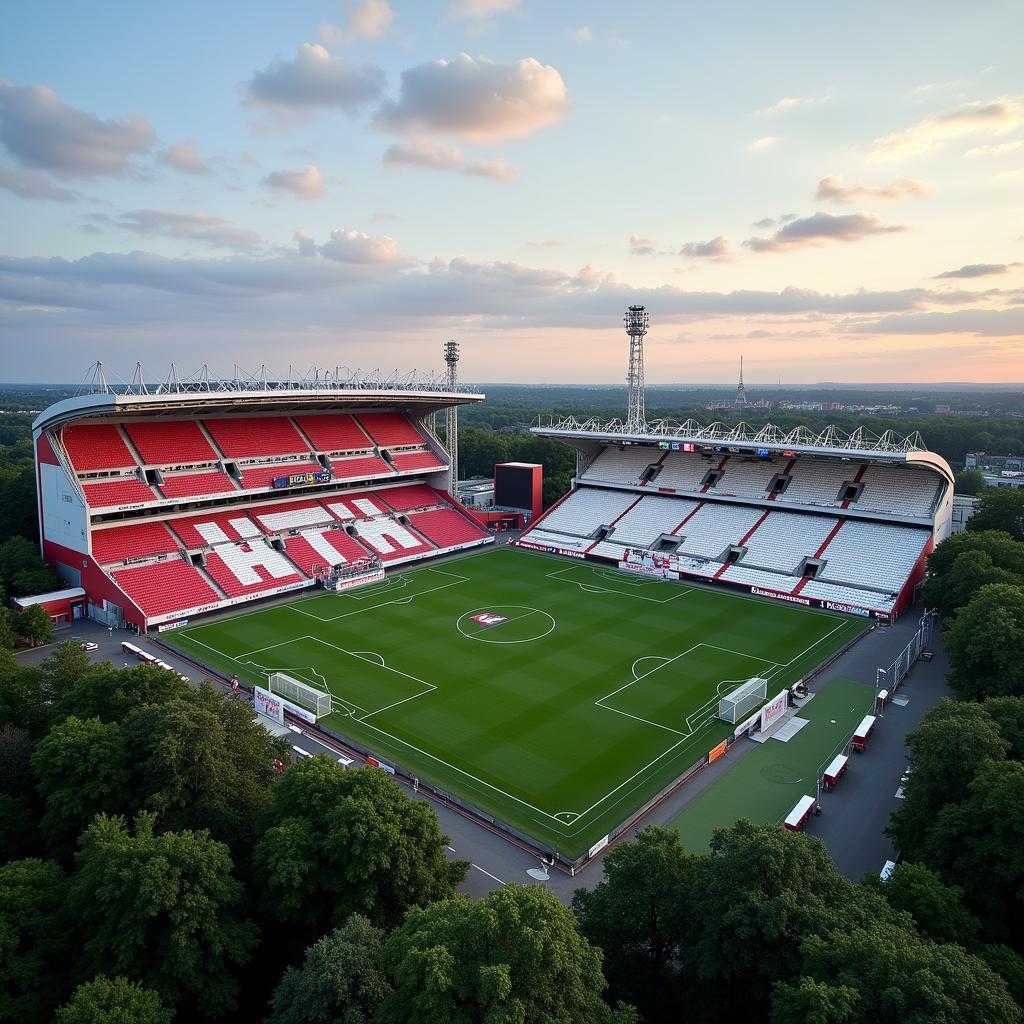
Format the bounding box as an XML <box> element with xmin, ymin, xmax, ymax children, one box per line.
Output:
<box><xmin>519</xmin><ymin>416</ymin><xmax>952</xmax><ymax>621</ymax></box>
<box><xmin>32</xmin><ymin>368</ymin><xmax>493</xmax><ymax>631</ymax></box>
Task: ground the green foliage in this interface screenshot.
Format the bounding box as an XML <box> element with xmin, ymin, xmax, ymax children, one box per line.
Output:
<box><xmin>968</xmin><ymin>488</ymin><xmax>1024</xmax><ymax>542</ymax></box>
<box><xmin>15</xmin><ymin>605</ymin><xmax>53</xmax><ymax>648</ymax></box>
<box><xmin>0</xmin><ymin>536</ymin><xmax>60</xmax><ymax>598</ymax></box>
<box><xmin>573</xmin><ymin>826</ymin><xmax>693</xmax><ymax>1020</ymax></box>
<box><xmin>254</xmin><ymin>758</ymin><xmax>466</xmax><ymax>943</ymax></box>
<box><xmin>888</xmin><ymin>698</ymin><xmax>1009</xmax><ymax>860</ymax></box>
<box><xmin>121</xmin><ymin>683</ymin><xmax>286</xmax><ymax>853</ymax></box>
<box><xmin>69</xmin><ymin>813</ymin><xmax>257</xmax><ymax>1018</ymax></box>
<box><xmin>922</xmin><ymin>549</ymin><xmax>1021</xmax><ymax>621</ymax></box>
<box><xmin>864</xmin><ymin>862</ymin><xmax>979</xmax><ymax>945</ymax></box>
<box><xmin>770</xmin><ymin>977</ymin><xmax>860</xmax><ymax>1024</ymax></box>
<box><xmin>56</xmin><ymin>664</ymin><xmax>193</xmax><ymax>724</ymax></box>
<box><xmin>0</xmin><ymin>607</ymin><xmax>15</xmax><ymax>650</ymax></box>
<box><xmin>927</xmin><ymin>531</ymin><xmax>1024</xmax><ymax>581</ymax></box>
<box><xmin>54</xmin><ymin>976</ymin><xmax>173</xmax><ymax>1024</ymax></box>
<box><xmin>31</xmin><ymin>716</ymin><xmax>131</xmax><ymax>859</ymax></box>
<box><xmin>0</xmin><ymin>793</ymin><xmax>42</xmax><ymax>864</ymax></box>
<box><xmin>781</xmin><ymin>922</ymin><xmax>1022</xmax><ymax>1024</ymax></box>
<box><xmin>954</xmin><ymin>468</ymin><xmax>987</xmax><ymax>496</ymax></box>
<box><xmin>684</xmin><ymin>821</ymin><xmax>890</xmax><ymax>1006</ymax></box>
<box><xmin>267</xmin><ymin>915</ymin><xmax>392</xmax><ymax>1024</ymax></box>
<box><xmin>946</xmin><ymin>584</ymin><xmax>1024</xmax><ymax>699</ymax></box>
<box><xmin>377</xmin><ymin>884</ymin><xmax>635</xmax><ymax>1024</ymax></box>
<box><xmin>0</xmin><ymin>858</ymin><xmax>71</xmax><ymax>1022</ymax></box>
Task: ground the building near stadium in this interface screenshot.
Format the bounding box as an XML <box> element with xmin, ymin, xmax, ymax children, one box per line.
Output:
<box><xmin>32</xmin><ymin>365</ymin><xmax>493</xmax><ymax>631</ymax></box>
<box><xmin>519</xmin><ymin>309</ymin><xmax>953</xmax><ymax>622</ymax></box>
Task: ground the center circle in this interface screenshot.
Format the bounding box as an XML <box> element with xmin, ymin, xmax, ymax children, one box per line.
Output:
<box><xmin>456</xmin><ymin>605</ymin><xmax>556</xmax><ymax>644</ymax></box>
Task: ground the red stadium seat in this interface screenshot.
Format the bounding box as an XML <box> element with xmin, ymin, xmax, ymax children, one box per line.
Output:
<box><xmin>167</xmin><ymin>510</ymin><xmax>262</xmax><ymax>548</ymax></box>
<box><xmin>294</xmin><ymin>414</ymin><xmax>373</xmax><ymax>452</ymax></box>
<box><xmin>356</xmin><ymin>412</ymin><xmax>427</xmax><ymax>447</ymax></box>
<box><xmin>111</xmin><ymin>559</ymin><xmax>220</xmax><ymax>617</ymax></box>
<box><xmin>204</xmin><ymin>417</ymin><xmax>309</xmax><ymax>458</ymax></box>
<box><xmin>390</xmin><ymin>449</ymin><xmax>446</xmax><ymax>472</ymax></box>
<box><xmin>329</xmin><ymin>456</ymin><xmax>393</xmax><ymax>481</ymax></box>
<box><xmin>407</xmin><ymin>508</ymin><xmax>489</xmax><ymax>548</ymax></box>
<box><xmin>124</xmin><ymin>421</ymin><xmax>217</xmax><ymax>464</ymax></box>
<box><xmin>378</xmin><ymin>484</ymin><xmax>443</xmax><ymax>512</ymax></box>
<box><xmin>92</xmin><ymin>521</ymin><xmax>181</xmax><ymax>564</ymax></box>
<box><xmin>62</xmin><ymin>424</ymin><xmax>136</xmax><ymax>471</ymax></box>
<box><xmin>239</xmin><ymin>462</ymin><xmax>324</xmax><ymax>489</ymax></box>
<box><xmin>81</xmin><ymin>478</ymin><xmax>157</xmax><ymax>508</ymax></box>
<box><xmin>159</xmin><ymin>471</ymin><xmax>236</xmax><ymax>499</ymax></box>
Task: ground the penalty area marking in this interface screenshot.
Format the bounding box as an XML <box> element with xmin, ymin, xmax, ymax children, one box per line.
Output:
<box><xmin>456</xmin><ymin>606</ymin><xmax>556</xmax><ymax>644</ymax></box>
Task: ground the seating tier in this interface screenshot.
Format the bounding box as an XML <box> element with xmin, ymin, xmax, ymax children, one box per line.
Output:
<box><xmin>283</xmin><ymin>528</ymin><xmax>369</xmax><ymax>574</ymax></box>
<box><xmin>159</xmin><ymin>471</ymin><xmax>236</xmax><ymax>499</ymax></box>
<box><xmin>353</xmin><ymin>517</ymin><xmax>433</xmax><ymax>561</ymax></box>
<box><xmin>81</xmin><ymin>478</ymin><xmax>157</xmax><ymax>508</ymax></box>
<box><xmin>407</xmin><ymin>508</ymin><xmax>488</xmax><ymax>548</ymax></box>
<box><xmin>356</xmin><ymin>412</ymin><xmax>426</xmax><ymax>447</ymax></box>
<box><xmin>111</xmin><ymin>559</ymin><xmax>220</xmax><ymax>617</ymax></box>
<box><xmin>391</xmin><ymin>450</ymin><xmax>446</xmax><ymax>472</ymax></box>
<box><xmin>294</xmin><ymin>414</ymin><xmax>371</xmax><ymax>452</ymax></box>
<box><xmin>204</xmin><ymin>543</ymin><xmax>304</xmax><ymax>597</ymax></box>
<box><xmin>124</xmin><ymin>421</ymin><xmax>216</xmax><ymax>464</ymax></box>
<box><xmin>168</xmin><ymin>510</ymin><xmax>262</xmax><ymax>549</ymax></box>
<box><xmin>204</xmin><ymin>417</ymin><xmax>308</xmax><ymax>458</ymax></box>
<box><xmin>62</xmin><ymin>424</ymin><xmax>136</xmax><ymax>471</ymax></box>
<box><xmin>329</xmin><ymin>456</ymin><xmax>393</xmax><ymax>481</ymax></box>
<box><xmin>239</xmin><ymin>462</ymin><xmax>323</xmax><ymax>490</ymax></box>
<box><xmin>91</xmin><ymin>521</ymin><xmax>180</xmax><ymax>564</ymax></box>
<box><xmin>378</xmin><ymin>484</ymin><xmax>442</xmax><ymax>512</ymax></box>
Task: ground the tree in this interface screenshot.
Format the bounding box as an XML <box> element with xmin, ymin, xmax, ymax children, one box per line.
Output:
<box><xmin>888</xmin><ymin>698</ymin><xmax>1009</xmax><ymax>859</ymax></box>
<box><xmin>56</xmin><ymin>664</ymin><xmax>192</xmax><ymax>725</ymax></box>
<box><xmin>377</xmin><ymin>885</ymin><xmax>637</xmax><ymax>1024</ymax></box>
<box><xmin>946</xmin><ymin>584</ymin><xmax>1024</xmax><ymax>700</ymax></box>
<box><xmin>573</xmin><ymin>826</ymin><xmax>693</xmax><ymax>1021</ymax></box>
<box><xmin>0</xmin><ymin>858</ymin><xmax>71</xmax><ymax>1022</ymax></box>
<box><xmin>31</xmin><ymin>716</ymin><xmax>131</xmax><ymax>859</ymax></box>
<box><xmin>121</xmin><ymin>683</ymin><xmax>286</xmax><ymax>853</ymax></box>
<box><xmin>0</xmin><ymin>536</ymin><xmax>60</xmax><ymax>598</ymax></box>
<box><xmin>683</xmin><ymin>821</ymin><xmax>892</xmax><ymax>1011</ymax></box>
<box><xmin>70</xmin><ymin>813</ymin><xmax>257</xmax><ymax>1018</ymax></box>
<box><xmin>254</xmin><ymin>758</ymin><xmax>466</xmax><ymax>944</ymax></box>
<box><xmin>54</xmin><ymin>976</ymin><xmax>172</xmax><ymax>1024</ymax></box>
<box><xmin>267</xmin><ymin>915</ymin><xmax>392</xmax><ymax>1024</ymax></box>
<box><xmin>770</xmin><ymin>977</ymin><xmax>860</xmax><ymax>1024</ymax></box>
<box><xmin>982</xmin><ymin>695</ymin><xmax>1024</xmax><ymax>760</ymax></box>
<box><xmin>15</xmin><ymin>605</ymin><xmax>53</xmax><ymax>648</ymax></box>
<box><xmin>922</xmin><ymin>549</ymin><xmax>1021</xmax><ymax>621</ymax></box>
<box><xmin>926</xmin><ymin>531</ymin><xmax>1024</xmax><ymax>582</ymax></box>
<box><xmin>39</xmin><ymin>640</ymin><xmax>103</xmax><ymax>703</ymax></box>
<box><xmin>775</xmin><ymin>922</ymin><xmax>1022</xmax><ymax>1024</ymax></box>
<box><xmin>0</xmin><ymin>606</ymin><xmax>16</xmax><ymax>650</ymax></box>
<box><xmin>863</xmin><ymin>862</ymin><xmax>979</xmax><ymax>945</ymax></box>
<box><xmin>968</xmin><ymin>488</ymin><xmax>1024</xmax><ymax>542</ymax></box>
<box><xmin>954</xmin><ymin>468</ymin><xmax>987</xmax><ymax>496</ymax></box>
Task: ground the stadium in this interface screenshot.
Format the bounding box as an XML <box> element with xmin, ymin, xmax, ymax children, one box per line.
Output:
<box><xmin>31</xmin><ymin>311</ymin><xmax>954</xmax><ymax>866</ymax></box>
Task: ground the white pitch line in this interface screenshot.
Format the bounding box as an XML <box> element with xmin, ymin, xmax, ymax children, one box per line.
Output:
<box><xmin>598</xmin><ymin>702</ymin><xmax>689</xmax><ymax>737</ymax></box>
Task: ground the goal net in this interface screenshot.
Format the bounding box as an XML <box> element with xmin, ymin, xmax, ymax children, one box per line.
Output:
<box><xmin>719</xmin><ymin>677</ymin><xmax>769</xmax><ymax>724</ymax></box>
<box><xmin>269</xmin><ymin>672</ymin><xmax>332</xmax><ymax>719</ymax></box>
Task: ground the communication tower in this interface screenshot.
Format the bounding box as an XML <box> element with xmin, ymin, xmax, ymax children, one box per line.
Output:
<box><xmin>444</xmin><ymin>340</ymin><xmax>460</xmax><ymax>493</ymax></box>
<box><xmin>735</xmin><ymin>355</ymin><xmax>748</xmax><ymax>408</ymax></box>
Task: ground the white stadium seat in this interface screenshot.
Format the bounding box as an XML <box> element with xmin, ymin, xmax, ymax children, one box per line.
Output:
<box><xmin>538</xmin><ymin>487</ymin><xmax>640</xmax><ymax>537</ymax></box>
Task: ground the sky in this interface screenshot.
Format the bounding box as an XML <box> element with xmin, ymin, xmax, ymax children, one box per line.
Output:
<box><xmin>0</xmin><ymin>0</ymin><xmax>1022</xmax><ymax>386</ymax></box>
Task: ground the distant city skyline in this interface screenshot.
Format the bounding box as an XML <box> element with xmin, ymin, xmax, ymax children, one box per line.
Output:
<box><xmin>1</xmin><ymin>0</ymin><xmax>1022</xmax><ymax>384</ymax></box>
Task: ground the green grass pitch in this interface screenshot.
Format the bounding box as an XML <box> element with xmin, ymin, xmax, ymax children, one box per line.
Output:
<box><xmin>163</xmin><ymin>546</ymin><xmax>867</xmax><ymax>859</ymax></box>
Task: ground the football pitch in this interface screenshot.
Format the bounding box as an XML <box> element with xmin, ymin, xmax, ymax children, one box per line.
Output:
<box><xmin>163</xmin><ymin>546</ymin><xmax>867</xmax><ymax>859</ymax></box>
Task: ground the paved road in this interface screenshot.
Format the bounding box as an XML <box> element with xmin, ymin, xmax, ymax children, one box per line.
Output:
<box><xmin>19</xmin><ymin>603</ymin><xmax>949</xmax><ymax>903</ymax></box>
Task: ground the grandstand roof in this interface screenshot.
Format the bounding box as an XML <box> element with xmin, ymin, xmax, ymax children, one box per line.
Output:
<box><xmin>33</xmin><ymin>365</ymin><xmax>483</xmax><ymax>434</ymax></box>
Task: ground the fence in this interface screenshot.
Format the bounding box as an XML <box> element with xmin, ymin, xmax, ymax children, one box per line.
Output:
<box><xmin>876</xmin><ymin>610</ymin><xmax>936</xmax><ymax>693</ymax></box>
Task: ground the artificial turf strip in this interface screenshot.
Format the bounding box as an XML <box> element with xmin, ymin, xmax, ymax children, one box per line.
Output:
<box><xmin>164</xmin><ymin>546</ymin><xmax>867</xmax><ymax>859</ymax></box>
<box><xmin>667</xmin><ymin>677</ymin><xmax>877</xmax><ymax>853</ymax></box>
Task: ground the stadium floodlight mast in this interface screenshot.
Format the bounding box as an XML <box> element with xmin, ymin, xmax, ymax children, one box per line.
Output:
<box><xmin>624</xmin><ymin>305</ymin><xmax>649</xmax><ymax>433</ymax></box>
<box><xmin>444</xmin><ymin>340</ymin><xmax>460</xmax><ymax>494</ymax></box>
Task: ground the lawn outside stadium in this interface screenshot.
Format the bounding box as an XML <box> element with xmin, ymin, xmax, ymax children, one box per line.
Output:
<box><xmin>164</xmin><ymin>544</ymin><xmax>867</xmax><ymax>863</ymax></box>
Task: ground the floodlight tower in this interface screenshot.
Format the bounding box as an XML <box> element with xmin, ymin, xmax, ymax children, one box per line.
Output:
<box><xmin>735</xmin><ymin>355</ymin><xmax>748</xmax><ymax>408</ymax></box>
<box><xmin>624</xmin><ymin>305</ymin><xmax>649</xmax><ymax>432</ymax></box>
<box><xmin>444</xmin><ymin>340</ymin><xmax>460</xmax><ymax>494</ymax></box>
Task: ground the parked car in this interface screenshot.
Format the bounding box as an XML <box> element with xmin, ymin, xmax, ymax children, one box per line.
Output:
<box><xmin>81</xmin><ymin>641</ymin><xmax>99</xmax><ymax>652</ymax></box>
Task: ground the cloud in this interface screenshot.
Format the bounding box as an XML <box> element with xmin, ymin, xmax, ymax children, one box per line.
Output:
<box><xmin>261</xmin><ymin>164</ymin><xmax>327</xmax><ymax>199</ymax></box>
<box><xmin>629</xmin><ymin>235</ymin><xmax>657</xmax><ymax>256</ymax></box>
<box><xmin>0</xmin><ymin>78</ymin><xmax>155</xmax><ymax>179</ymax></box>
<box><xmin>245</xmin><ymin>43</ymin><xmax>386</xmax><ymax>118</ymax></box>
<box><xmin>869</xmin><ymin>98</ymin><xmax>1024</xmax><ymax>161</ymax></box>
<box><xmin>965</xmin><ymin>139</ymin><xmax>1024</xmax><ymax>158</ymax></box>
<box><xmin>842</xmin><ymin>307</ymin><xmax>1024</xmax><ymax>337</ymax></box>
<box><xmin>448</xmin><ymin>0</ymin><xmax>519</xmax><ymax>22</ymax></box>
<box><xmin>375</xmin><ymin>53</ymin><xmax>568</xmax><ymax>143</ymax></box>
<box><xmin>934</xmin><ymin>262</ymin><xmax>1021</xmax><ymax>279</ymax></box>
<box><xmin>679</xmin><ymin>236</ymin><xmax>732</xmax><ymax>260</ymax></box>
<box><xmin>86</xmin><ymin>209</ymin><xmax>263</xmax><ymax>251</ymax></box>
<box><xmin>321</xmin><ymin>0</ymin><xmax>396</xmax><ymax>45</ymax></box>
<box><xmin>747</xmin><ymin>136</ymin><xmax>777</xmax><ymax>151</ymax></box>
<box><xmin>317</xmin><ymin>227</ymin><xmax>405</xmax><ymax>264</ymax></box>
<box><xmin>751</xmin><ymin>213</ymin><xmax>797</xmax><ymax>230</ymax></box>
<box><xmin>744</xmin><ymin>211</ymin><xmax>907</xmax><ymax>253</ymax></box>
<box><xmin>382</xmin><ymin>140</ymin><xmax>519</xmax><ymax>182</ymax></box>
<box><xmin>815</xmin><ymin>175</ymin><xmax>929</xmax><ymax>204</ymax></box>
<box><xmin>158</xmin><ymin>139</ymin><xmax>210</xmax><ymax>176</ymax></box>
<box><xmin>0</xmin><ymin>164</ymin><xmax>80</xmax><ymax>201</ymax></box>
<box><xmin>754</xmin><ymin>93</ymin><xmax>830</xmax><ymax>117</ymax></box>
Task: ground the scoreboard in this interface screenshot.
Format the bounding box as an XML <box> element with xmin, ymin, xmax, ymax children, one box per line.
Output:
<box><xmin>272</xmin><ymin>470</ymin><xmax>333</xmax><ymax>488</ymax></box>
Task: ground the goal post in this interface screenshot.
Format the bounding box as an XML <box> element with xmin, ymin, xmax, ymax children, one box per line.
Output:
<box><xmin>269</xmin><ymin>672</ymin><xmax>332</xmax><ymax>720</ymax></box>
<box><xmin>719</xmin><ymin>677</ymin><xmax>769</xmax><ymax>724</ymax></box>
